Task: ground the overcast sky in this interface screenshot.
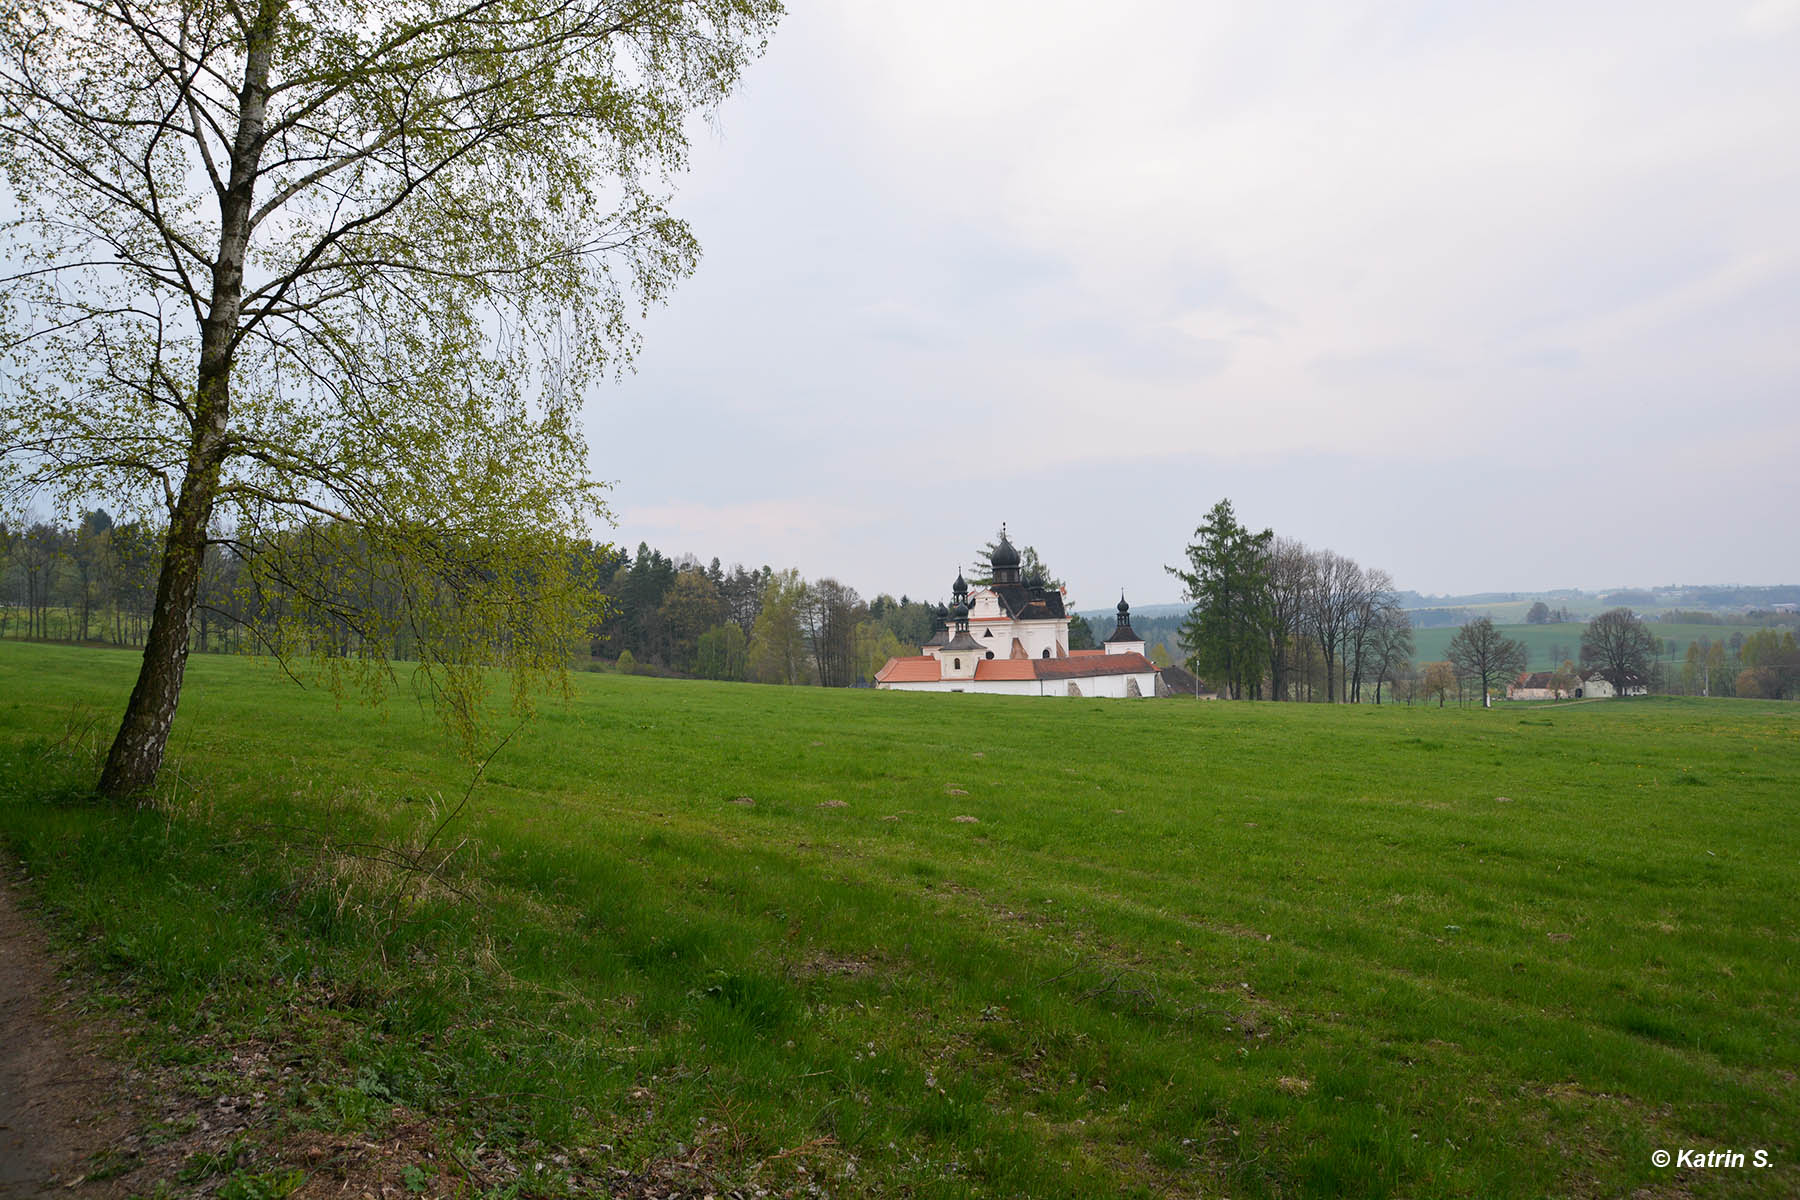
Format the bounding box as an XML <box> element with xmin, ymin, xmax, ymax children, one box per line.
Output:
<box><xmin>596</xmin><ymin>0</ymin><xmax>1800</xmax><ymax>606</ymax></box>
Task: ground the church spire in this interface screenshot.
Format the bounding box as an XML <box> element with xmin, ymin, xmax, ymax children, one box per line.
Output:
<box><xmin>1105</xmin><ymin>592</ymin><xmax>1141</xmax><ymax>646</ymax></box>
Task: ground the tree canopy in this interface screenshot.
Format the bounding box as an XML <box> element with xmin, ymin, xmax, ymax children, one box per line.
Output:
<box><xmin>1</xmin><ymin>0</ymin><xmax>783</xmax><ymax>797</ymax></box>
<box><xmin>1167</xmin><ymin>499</ymin><xmax>1272</xmax><ymax>700</ymax></box>
<box><xmin>1580</xmin><ymin>608</ymin><xmax>1655</xmax><ymax>692</ymax></box>
<box><xmin>1446</xmin><ymin>617</ymin><xmax>1528</xmax><ymax>705</ymax></box>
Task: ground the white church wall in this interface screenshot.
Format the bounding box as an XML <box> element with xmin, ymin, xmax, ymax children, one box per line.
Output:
<box><xmin>879</xmin><ymin>678</ymin><xmax>1046</xmax><ymax>696</ymax></box>
<box><xmin>879</xmin><ymin>672</ymin><xmax>1157</xmax><ymax>697</ymax></box>
<box><xmin>1081</xmin><ymin>672</ymin><xmax>1159</xmax><ymax>698</ymax></box>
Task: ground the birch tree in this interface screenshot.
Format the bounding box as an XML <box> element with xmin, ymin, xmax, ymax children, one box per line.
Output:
<box><xmin>1</xmin><ymin>0</ymin><xmax>782</xmax><ymax>797</ymax></box>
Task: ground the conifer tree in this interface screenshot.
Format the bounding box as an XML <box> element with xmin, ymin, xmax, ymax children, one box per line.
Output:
<box><xmin>1167</xmin><ymin>499</ymin><xmax>1273</xmax><ymax>699</ymax></box>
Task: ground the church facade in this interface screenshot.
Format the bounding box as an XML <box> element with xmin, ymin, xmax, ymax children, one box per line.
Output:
<box><xmin>873</xmin><ymin>530</ymin><xmax>1162</xmax><ymax>698</ymax></box>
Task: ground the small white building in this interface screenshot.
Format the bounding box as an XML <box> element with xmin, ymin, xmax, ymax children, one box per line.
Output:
<box><xmin>1573</xmin><ymin>669</ymin><xmax>1647</xmax><ymax>698</ymax></box>
<box><xmin>874</xmin><ymin>530</ymin><xmax>1160</xmax><ymax>698</ymax></box>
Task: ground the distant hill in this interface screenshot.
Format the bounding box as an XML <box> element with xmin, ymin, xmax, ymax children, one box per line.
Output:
<box><xmin>1086</xmin><ymin>588</ymin><xmax>1799</xmax><ymax>647</ymax></box>
<box><xmin>1076</xmin><ymin>602</ymin><xmax>1187</xmax><ymax>622</ymax></box>
<box><xmin>1400</xmin><ymin>585</ymin><xmax>1800</xmax><ymax>625</ymax></box>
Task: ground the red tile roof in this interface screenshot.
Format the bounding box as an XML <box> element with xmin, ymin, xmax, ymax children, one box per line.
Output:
<box><xmin>875</xmin><ymin>655</ymin><xmax>941</xmax><ymax>684</ymax></box>
<box><xmin>876</xmin><ymin>651</ymin><xmax>1158</xmax><ymax>686</ymax></box>
<box><xmin>1033</xmin><ymin>652</ymin><xmax>1156</xmax><ymax>680</ymax></box>
<box><xmin>1070</xmin><ymin>648</ymin><xmax>1105</xmax><ymax>657</ymax></box>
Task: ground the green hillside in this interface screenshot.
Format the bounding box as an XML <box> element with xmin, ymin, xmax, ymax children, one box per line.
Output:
<box><xmin>2</xmin><ymin>642</ymin><xmax>1796</xmax><ymax>1197</ymax></box>
<box><xmin>1411</xmin><ymin>622</ymin><xmax>1767</xmax><ymax>674</ymax></box>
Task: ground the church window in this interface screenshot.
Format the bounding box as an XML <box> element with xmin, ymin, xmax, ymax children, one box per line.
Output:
<box><xmin>953</xmin><ymin>658</ymin><xmax>961</xmax><ymax>670</ymax></box>
<box><xmin>983</xmin><ymin>629</ymin><xmax>993</xmax><ymax>638</ymax></box>
<box><xmin>1042</xmin><ymin>648</ymin><xmax>1050</xmax><ymax>658</ymax></box>
<box><xmin>985</xmin><ymin>650</ymin><xmax>994</xmax><ymax>659</ymax></box>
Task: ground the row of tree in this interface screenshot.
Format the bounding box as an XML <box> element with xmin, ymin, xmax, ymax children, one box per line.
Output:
<box><xmin>1167</xmin><ymin>500</ymin><xmax>1415</xmax><ymax>701</ymax></box>
<box><xmin>14</xmin><ymin>508</ymin><xmax>1798</xmax><ymax>705</ymax></box>
<box><xmin>594</xmin><ymin>545</ymin><xmax>928</xmax><ymax>686</ymax></box>
<box><xmin>0</xmin><ymin>514</ymin><xmax>970</xmax><ymax>690</ymax></box>
<box><xmin>597</xmin><ymin>538</ymin><xmax>1110</xmax><ymax>687</ymax></box>
<box><xmin>3</xmin><ymin>515</ymin><xmax>168</xmax><ymax>647</ymax></box>
<box><xmin>1348</xmin><ymin>606</ymin><xmax>1798</xmax><ymax>706</ymax></box>
<box><xmin>1674</xmin><ymin>629</ymin><xmax>1800</xmax><ymax>700</ymax></box>
<box><xmin>1162</xmin><ymin>501</ymin><xmax>1800</xmax><ymax>706</ymax></box>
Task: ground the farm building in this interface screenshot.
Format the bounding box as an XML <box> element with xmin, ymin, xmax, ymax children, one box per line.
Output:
<box><xmin>1507</xmin><ymin>671</ymin><xmax>1571</xmax><ymax>701</ymax></box>
<box><xmin>1573</xmin><ymin>670</ymin><xmax>1648</xmax><ymax>698</ymax></box>
<box><xmin>1157</xmin><ymin>662</ymin><xmax>1221</xmax><ymax>699</ymax></box>
<box><xmin>874</xmin><ymin>529</ymin><xmax>1161</xmax><ymax>698</ymax></box>
<box><xmin>1508</xmin><ymin>669</ymin><xmax>1647</xmax><ymax>700</ymax></box>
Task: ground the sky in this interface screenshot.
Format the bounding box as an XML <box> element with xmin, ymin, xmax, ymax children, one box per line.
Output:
<box><xmin>595</xmin><ymin>0</ymin><xmax>1800</xmax><ymax>606</ymax></box>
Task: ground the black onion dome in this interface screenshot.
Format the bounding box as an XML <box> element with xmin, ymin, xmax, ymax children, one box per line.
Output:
<box><xmin>951</xmin><ymin>600</ymin><xmax>969</xmax><ymax>620</ymax></box>
<box><xmin>992</xmin><ymin>530</ymin><xmax>1020</xmax><ymax>569</ymax></box>
<box><xmin>1106</xmin><ymin>592</ymin><xmax>1140</xmax><ymax>644</ymax></box>
<box><xmin>953</xmin><ymin>570</ymin><xmax>968</xmax><ymax>596</ymax></box>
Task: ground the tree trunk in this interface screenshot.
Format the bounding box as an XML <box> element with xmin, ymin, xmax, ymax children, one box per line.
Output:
<box><xmin>97</xmin><ymin>496</ymin><xmax>210</xmax><ymax>797</ymax></box>
<box><xmin>95</xmin><ymin>3</ymin><xmax>276</xmax><ymax>799</ymax></box>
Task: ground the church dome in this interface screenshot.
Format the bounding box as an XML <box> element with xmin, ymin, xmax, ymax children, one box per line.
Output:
<box><xmin>1106</xmin><ymin>592</ymin><xmax>1141</xmax><ymax>645</ymax></box>
<box><xmin>992</xmin><ymin>530</ymin><xmax>1020</xmax><ymax>569</ymax></box>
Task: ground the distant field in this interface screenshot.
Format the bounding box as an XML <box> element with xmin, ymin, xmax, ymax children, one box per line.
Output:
<box><xmin>1409</xmin><ymin>599</ymin><xmax>1544</xmax><ymax>624</ymax></box>
<box><xmin>1410</xmin><ymin>621</ymin><xmax>1764</xmax><ymax>673</ymax></box>
<box><xmin>1</xmin><ymin>643</ymin><xmax>1796</xmax><ymax>1197</ymax></box>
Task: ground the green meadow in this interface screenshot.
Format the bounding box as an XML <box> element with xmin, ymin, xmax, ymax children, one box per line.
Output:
<box><xmin>1409</xmin><ymin>621</ymin><xmax>1761</xmax><ymax>674</ymax></box>
<box><xmin>2</xmin><ymin>641</ymin><xmax>1797</xmax><ymax>1198</ymax></box>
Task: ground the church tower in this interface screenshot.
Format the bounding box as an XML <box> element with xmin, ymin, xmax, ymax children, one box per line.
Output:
<box><xmin>940</xmin><ymin>571</ymin><xmax>982</xmax><ymax>679</ymax></box>
<box><xmin>1104</xmin><ymin>593</ymin><xmax>1146</xmax><ymax>657</ymax></box>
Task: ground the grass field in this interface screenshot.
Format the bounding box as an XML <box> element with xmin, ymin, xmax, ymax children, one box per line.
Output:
<box><xmin>2</xmin><ymin>642</ymin><xmax>1797</xmax><ymax>1198</ymax></box>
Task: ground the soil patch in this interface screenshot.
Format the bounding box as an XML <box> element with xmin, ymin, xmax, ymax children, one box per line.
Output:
<box><xmin>0</xmin><ymin>874</ymin><xmax>132</xmax><ymax>1198</ymax></box>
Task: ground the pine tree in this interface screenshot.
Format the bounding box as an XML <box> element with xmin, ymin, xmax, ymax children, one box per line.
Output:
<box><xmin>1166</xmin><ymin>500</ymin><xmax>1273</xmax><ymax>699</ymax></box>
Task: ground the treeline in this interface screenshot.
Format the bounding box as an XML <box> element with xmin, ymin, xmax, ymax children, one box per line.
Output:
<box><xmin>1660</xmin><ymin>610</ymin><xmax>1800</xmax><ymax>628</ymax></box>
<box><xmin>16</xmin><ymin>509</ymin><xmax>1795</xmax><ymax>700</ymax></box>
<box><xmin>1169</xmin><ymin>500</ymin><xmax>1415</xmax><ymax>702</ymax></box>
<box><xmin>0</xmin><ymin>513</ymin><xmax>961</xmax><ymax>687</ymax></box>
<box><xmin>592</xmin><ymin>543</ymin><xmax>944</xmax><ymax>686</ymax></box>
<box><xmin>1621</xmin><ymin>585</ymin><xmax>1800</xmax><ymax>609</ymax></box>
<box><xmin>1665</xmin><ymin>629</ymin><xmax>1799</xmax><ymax>700</ymax></box>
<box><xmin>1</xmin><ymin>513</ymin><xmax>177</xmax><ymax>647</ymax></box>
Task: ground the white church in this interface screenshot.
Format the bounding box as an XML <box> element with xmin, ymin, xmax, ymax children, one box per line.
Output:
<box><xmin>874</xmin><ymin>529</ymin><xmax>1162</xmax><ymax>698</ymax></box>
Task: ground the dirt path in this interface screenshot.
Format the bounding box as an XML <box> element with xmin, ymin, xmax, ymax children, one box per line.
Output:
<box><xmin>0</xmin><ymin>875</ymin><xmax>131</xmax><ymax>1199</ymax></box>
